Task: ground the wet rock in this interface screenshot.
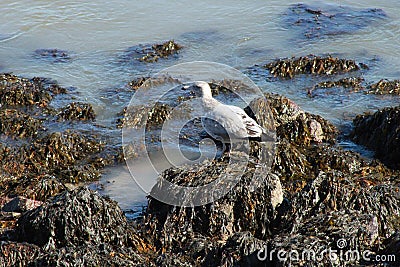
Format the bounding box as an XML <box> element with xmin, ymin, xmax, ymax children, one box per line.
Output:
<box><xmin>263</xmin><ymin>93</ymin><xmax>338</xmax><ymax>146</ymax></box>
<box><xmin>19</xmin><ymin>175</ymin><xmax>68</xmax><ymax>202</ymax></box>
<box><xmin>367</xmin><ymin>79</ymin><xmax>400</xmax><ymax>95</ymax></box>
<box><xmin>308</xmin><ymin>77</ymin><xmax>365</xmax><ymax>97</ymax></box>
<box><xmin>34</xmin><ymin>48</ymin><xmax>73</xmax><ymax>63</ymax></box>
<box><xmin>269</xmin><ymin>211</ymin><xmax>382</xmax><ymax>266</ymax></box>
<box><xmin>0</xmin><ymin>129</ymin><xmax>106</xmax><ymax>200</ymax></box>
<box><xmin>57</xmin><ymin>102</ymin><xmax>96</xmax><ymax>121</ymax></box>
<box><xmin>0</xmin><ymin>109</ymin><xmax>43</xmax><ymax>138</ymax></box>
<box><xmin>350</xmin><ymin>106</ymin><xmax>400</xmax><ymax>169</ymax></box>
<box><xmin>381</xmin><ymin>231</ymin><xmax>400</xmax><ymax>261</ymax></box>
<box><xmin>1</xmin><ymin>196</ymin><xmax>42</xmax><ymax>213</ymax></box>
<box><xmin>123</xmin><ymin>40</ymin><xmax>182</xmax><ymax>63</ymax></box>
<box><xmin>264</xmin><ymin>55</ymin><xmax>361</xmax><ymax>78</ymax></box>
<box><xmin>284</xmin><ymin>3</ymin><xmax>386</xmax><ymax>40</ymax></box>
<box><xmin>290</xmin><ymin>171</ymin><xmax>400</xmax><ymax>236</ymax></box>
<box><xmin>146</xmin><ymin>165</ymin><xmax>283</xmax><ymax>248</ymax></box>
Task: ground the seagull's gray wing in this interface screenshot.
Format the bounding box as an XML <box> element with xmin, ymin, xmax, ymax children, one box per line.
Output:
<box><xmin>225</xmin><ymin>105</ymin><xmax>264</xmax><ymax>138</ymax></box>
<box><xmin>203</xmin><ymin>103</ymin><xmax>263</xmax><ymax>140</ymax></box>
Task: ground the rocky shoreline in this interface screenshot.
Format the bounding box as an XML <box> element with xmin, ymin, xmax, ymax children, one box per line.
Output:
<box><xmin>0</xmin><ymin>9</ymin><xmax>399</xmax><ymax>263</ymax></box>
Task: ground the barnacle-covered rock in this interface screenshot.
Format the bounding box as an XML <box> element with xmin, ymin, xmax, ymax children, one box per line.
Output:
<box><xmin>350</xmin><ymin>106</ymin><xmax>400</xmax><ymax>169</ymax></box>
<box><xmin>367</xmin><ymin>79</ymin><xmax>400</xmax><ymax>95</ymax></box>
<box><xmin>265</xmin><ymin>55</ymin><xmax>361</xmax><ymax>78</ymax></box>
<box><xmin>57</xmin><ymin>102</ymin><xmax>96</xmax><ymax>121</ymax></box>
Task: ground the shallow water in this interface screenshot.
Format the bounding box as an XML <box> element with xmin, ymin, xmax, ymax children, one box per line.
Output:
<box><xmin>1</xmin><ymin>0</ymin><xmax>399</xmax><ymax>211</ymax></box>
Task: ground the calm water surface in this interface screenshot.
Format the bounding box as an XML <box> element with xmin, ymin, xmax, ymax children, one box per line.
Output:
<box><xmin>1</xmin><ymin>0</ymin><xmax>399</xmax><ymax>212</ymax></box>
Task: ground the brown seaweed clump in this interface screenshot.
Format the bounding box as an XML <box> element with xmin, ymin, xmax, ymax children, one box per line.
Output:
<box><xmin>0</xmin><ymin>73</ymin><xmax>52</xmax><ymax>107</ymax></box>
<box><xmin>139</xmin><ymin>40</ymin><xmax>182</xmax><ymax>63</ymax></box>
<box><xmin>0</xmin><ymin>109</ymin><xmax>43</xmax><ymax>138</ymax></box>
<box><xmin>116</xmin><ymin>103</ymin><xmax>172</xmax><ymax>129</ymax></box>
<box><xmin>351</xmin><ymin>106</ymin><xmax>400</xmax><ymax>169</ymax></box>
<box><xmin>128</xmin><ymin>76</ymin><xmax>150</xmax><ymax>90</ymax></box>
<box><xmin>9</xmin><ymin>187</ymin><xmax>153</xmax><ymax>266</ymax></box>
<box><xmin>57</xmin><ymin>102</ymin><xmax>96</xmax><ymax>121</ymax></box>
<box><xmin>367</xmin><ymin>79</ymin><xmax>400</xmax><ymax>95</ymax></box>
<box><xmin>308</xmin><ymin>77</ymin><xmax>365</xmax><ymax>97</ymax></box>
<box><xmin>265</xmin><ymin>55</ymin><xmax>361</xmax><ymax>78</ymax></box>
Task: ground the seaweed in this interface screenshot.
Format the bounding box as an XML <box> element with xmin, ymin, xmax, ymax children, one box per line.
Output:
<box><xmin>265</xmin><ymin>55</ymin><xmax>361</xmax><ymax>78</ymax></box>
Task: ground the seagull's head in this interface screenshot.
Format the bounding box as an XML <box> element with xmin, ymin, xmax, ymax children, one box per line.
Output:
<box><xmin>182</xmin><ymin>81</ymin><xmax>213</xmax><ymax>98</ymax></box>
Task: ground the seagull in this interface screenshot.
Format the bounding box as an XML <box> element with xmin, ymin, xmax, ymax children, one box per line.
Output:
<box><xmin>182</xmin><ymin>81</ymin><xmax>274</xmax><ymax>144</ymax></box>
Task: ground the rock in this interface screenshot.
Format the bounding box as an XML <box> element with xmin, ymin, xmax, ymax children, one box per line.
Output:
<box><xmin>1</xmin><ymin>196</ymin><xmax>42</xmax><ymax>213</ymax></box>
<box><xmin>350</xmin><ymin>106</ymin><xmax>400</xmax><ymax>169</ymax></box>
<box><xmin>381</xmin><ymin>231</ymin><xmax>400</xmax><ymax>261</ymax></box>
<box><xmin>220</xmin><ymin>232</ymin><xmax>267</xmax><ymax>266</ymax></box>
<box><xmin>34</xmin><ymin>48</ymin><xmax>73</xmax><ymax>63</ymax></box>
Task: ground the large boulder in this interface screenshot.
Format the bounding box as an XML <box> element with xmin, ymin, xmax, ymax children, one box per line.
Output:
<box><xmin>351</xmin><ymin>106</ymin><xmax>400</xmax><ymax>169</ymax></box>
